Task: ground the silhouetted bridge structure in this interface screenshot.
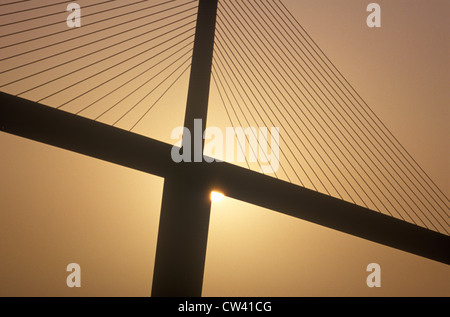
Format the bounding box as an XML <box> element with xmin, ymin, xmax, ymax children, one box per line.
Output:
<box><xmin>0</xmin><ymin>0</ymin><xmax>448</xmax><ymax>296</ymax></box>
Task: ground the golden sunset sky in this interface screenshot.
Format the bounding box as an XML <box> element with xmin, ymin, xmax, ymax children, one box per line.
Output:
<box><xmin>0</xmin><ymin>0</ymin><xmax>448</xmax><ymax>296</ymax></box>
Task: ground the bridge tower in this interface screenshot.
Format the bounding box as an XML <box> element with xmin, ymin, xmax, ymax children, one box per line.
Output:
<box><xmin>151</xmin><ymin>0</ymin><xmax>219</xmax><ymax>297</ymax></box>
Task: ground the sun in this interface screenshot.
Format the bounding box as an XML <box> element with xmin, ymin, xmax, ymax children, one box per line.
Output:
<box><xmin>210</xmin><ymin>191</ymin><xmax>225</xmax><ymax>202</ymax></box>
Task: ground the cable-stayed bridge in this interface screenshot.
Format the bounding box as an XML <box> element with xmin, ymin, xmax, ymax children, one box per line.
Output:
<box><xmin>0</xmin><ymin>0</ymin><xmax>448</xmax><ymax>296</ymax></box>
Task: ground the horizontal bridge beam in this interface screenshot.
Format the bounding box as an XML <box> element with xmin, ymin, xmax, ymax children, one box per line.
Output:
<box><xmin>0</xmin><ymin>92</ymin><xmax>175</xmax><ymax>178</ymax></box>
<box><xmin>1</xmin><ymin>92</ymin><xmax>449</xmax><ymax>265</ymax></box>
<box><xmin>207</xmin><ymin>163</ymin><xmax>450</xmax><ymax>265</ymax></box>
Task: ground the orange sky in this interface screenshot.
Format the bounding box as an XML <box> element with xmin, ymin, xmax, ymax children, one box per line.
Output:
<box><xmin>0</xmin><ymin>0</ymin><xmax>448</xmax><ymax>297</ymax></box>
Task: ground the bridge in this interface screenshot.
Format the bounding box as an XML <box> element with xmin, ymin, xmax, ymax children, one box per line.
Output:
<box><xmin>0</xmin><ymin>0</ymin><xmax>448</xmax><ymax>296</ymax></box>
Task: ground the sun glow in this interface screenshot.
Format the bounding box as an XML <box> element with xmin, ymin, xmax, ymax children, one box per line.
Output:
<box><xmin>210</xmin><ymin>191</ymin><xmax>225</xmax><ymax>202</ymax></box>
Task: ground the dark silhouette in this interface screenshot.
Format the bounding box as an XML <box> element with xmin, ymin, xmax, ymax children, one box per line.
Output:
<box><xmin>0</xmin><ymin>0</ymin><xmax>448</xmax><ymax>297</ymax></box>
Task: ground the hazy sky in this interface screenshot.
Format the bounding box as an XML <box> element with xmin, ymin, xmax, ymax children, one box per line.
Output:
<box><xmin>0</xmin><ymin>0</ymin><xmax>448</xmax><ymax>297</ymax></box>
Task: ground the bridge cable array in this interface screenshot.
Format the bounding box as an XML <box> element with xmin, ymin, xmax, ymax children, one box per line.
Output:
<box><xmin>0</xmin><ymin>0</ymin><xmax>196</xmax><ymax>131</ymax></box>
<box><xmin>0</xmin><ymin>0</ymin><xmax>448</xmax><ymax>234</ymax></box>
<box><xmin>211</xmin><ymin>0</ymin><xmax>449</xmax><ymax>234</ymax></box>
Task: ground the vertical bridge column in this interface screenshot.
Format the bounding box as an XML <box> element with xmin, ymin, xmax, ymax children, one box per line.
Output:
<box><xmin>151</xmin><ymin>0</ymin><xmax>218</xmax><ymax>297</ymax></box>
